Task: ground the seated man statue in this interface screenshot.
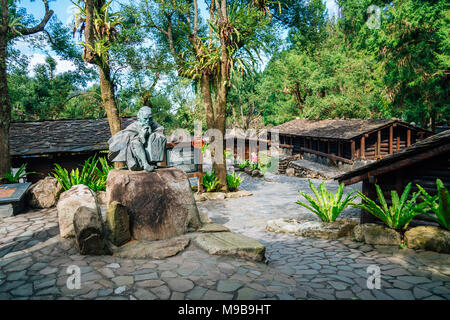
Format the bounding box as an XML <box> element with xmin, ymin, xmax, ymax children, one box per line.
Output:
<box><xmin>108</xmin><ymin>106</ymin><xmax>167</xmax><ymax>172</ymax></box>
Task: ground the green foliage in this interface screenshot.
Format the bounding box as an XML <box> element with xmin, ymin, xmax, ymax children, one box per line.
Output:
<box><xmin>296</xmin><ymin>179</ymin><xmax>357</xmax><ymax>222</ymax></box>
<box><xmin>416</xmin><ymin>179</ymin><xmax>450</xmax><ymax>230</ymax></box>
<box><xmin>52</xmin><ymin>156</ymin><xmax>112</xmax><ymax>192</ymax></box>
<box><xmin>353</xmin><ymin>183</ymin><xmax>421</xmax><ymax>230</ymax></box>
<box><xmin>251</xmin><ymin>162</ymin><xmax>262</xmax><ymax>171</ymax></box>
<box><xmin>238</xmin><ymin>159</ymin><xmax>250</xmax><ymax>169</ymax></box>
<box><xmin>202</xmin><ymin>170</ymin><xmax>220</xmax><ymax>192</ymax></box>
<box><xmin>226</xmin><ymin>172</ymin><xmax>243</xmax><ymax>192</ymax></box>
<box><xmin>1</xmin><ymin>163</ymin><xmax>38</xmax><ymax>183</ymax></box>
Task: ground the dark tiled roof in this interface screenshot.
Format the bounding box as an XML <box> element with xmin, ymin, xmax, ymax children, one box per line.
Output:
<box><xmin>273</xmin><ymin>119</ymin><xmax>428</xmax><ymax>140</ymax></box>
<box><xmin>336</xmin><ymin>130</ymin><xmax>450</xmax><ymax>183</ymax></box>
<box><xmin>10</xmin><ymin>117</ymin><xmax>136</xmax><ymax>156</ymax></box>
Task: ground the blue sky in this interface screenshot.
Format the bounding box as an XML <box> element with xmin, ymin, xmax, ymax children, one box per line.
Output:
<box><xmin>16</xmin><ymin>0</ymin><xmax>339</xmax><ymax>75</ymax></box>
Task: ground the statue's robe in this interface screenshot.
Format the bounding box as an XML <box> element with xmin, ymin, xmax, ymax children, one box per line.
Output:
<box><xmin>108</xmin><ymin>120</ymin><xmax>167</xmax><ymax>170</ymax></box>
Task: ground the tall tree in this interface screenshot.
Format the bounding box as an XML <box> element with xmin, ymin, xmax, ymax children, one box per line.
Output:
<box><xmin>0</xmin><ymin>0</ymin><xmax>53</xmax><ymax>177</ymax></box>
<box><xmin>73</xmin><ymin>0</ymin><xmax>122</xmax><ymax>135</ymax></box>
<box><xmin>137</xmin><ymin>0</ymin><xmax>277</xmax><ymax>190</ymax></box>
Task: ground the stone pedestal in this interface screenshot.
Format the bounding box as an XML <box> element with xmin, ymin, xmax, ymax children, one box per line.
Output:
<box><xmin>0</xmin><ymin>183</ymin><xmax>31</xmax><ymax>217</ymax></box>
<box><xmin>106</xmin><ymin>168</ymin><xmax>202</xmax><ymax>240</ymax></box>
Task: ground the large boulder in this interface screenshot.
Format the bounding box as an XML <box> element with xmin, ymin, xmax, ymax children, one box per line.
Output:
<box><xmin>73</xmin><ymin>206</ymin><xmax>109</xmax><ymax>255</ymax></box>
<box><xmin>57</xmin><ymin>184</ymin><xmax>100</xmax><ymax>238</ymax></box>
<box><xmin>106</xmin><ymin>201</ymin><xmax>131</xmax><ymax>246</ymax></box>
<box><xmin>352</xmin><ymin>223</ymin><xmax>402</xmax><ymax>246</ymax></box>
<box><xmin>106</xmin><ymin>168</ymin><xmax>202</xmax><ymax>240</ymax></box>
<box><xmin>27</xmin><ymin>177</ymin><xmax>62</xmax><ymax>209</ymax></box>
<box><xmin>405</xmin><ymin>226</ymin><xmax>450</xmax><ymax>253</ymax></box>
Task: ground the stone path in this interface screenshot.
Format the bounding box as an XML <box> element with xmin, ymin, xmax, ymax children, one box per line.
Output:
<box><xmin>0</xmin><ymin>174</ymin><xmax>449</xmax><ymax>300</ymax></box>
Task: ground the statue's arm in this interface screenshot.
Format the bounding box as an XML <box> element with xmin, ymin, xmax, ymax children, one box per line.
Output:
<box><xmin>152</xmin><ymin>121</ymin><xmax>165</xmax><ymax>133</ymax></box>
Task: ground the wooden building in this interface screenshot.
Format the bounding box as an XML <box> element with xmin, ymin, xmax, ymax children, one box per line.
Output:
<box><xmin>10</xmin><ymin>117</ymin><xmax>203</xmax><ymax>184</ymax></box>
<box><xmin>336</xmin><ymin>130</ymin><xmax>450</xmax><ymax>226</ymax></box>
<box><xmin>272</xmin><ymin>119</ymin><xmax>432</xmax><ymax>169</ymax></box>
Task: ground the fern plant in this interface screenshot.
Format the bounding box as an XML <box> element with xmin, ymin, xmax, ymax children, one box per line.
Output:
<box><xmin>202</xmin><ymin>170</ymin><xmax>220</xmax><ymax>192</ymax></box>
<box><xmin>238</xmin><ymin>159</ymin><xmax>250</xmax><ymax>169</ymax></box>
<box><xmin>353</xmin><ymin>183</ymin><xmax>421</xmax><ymax>230</ymax></box>
<box><xmin>297</xmin><ymin>179</ymin><xmax>357</xmax><ymax>222</ymax></box>
<box><xmin>1</xmin><ymin>163</ymin><xmax>39</xmax><ymax>183</ymax></box>
<box><xmin>416</xmin><ymin>179</ymin><xmax>450</xmax><ymax>230</ymax></box>
<box><xmin>227</xmin><ymin>172</ymin><xmax>243</xmax><ymax>192</ymax></box>
<box><xmin>52</xmin><ymin>156</ymin><xmax>111</xmax><ymax>192</ymax></box>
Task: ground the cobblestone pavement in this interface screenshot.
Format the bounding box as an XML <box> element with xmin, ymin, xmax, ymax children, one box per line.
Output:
<box><xmin>0</xmin><ymin>174</ymin><xmax>449</xmax><ymax>300</ymax></box>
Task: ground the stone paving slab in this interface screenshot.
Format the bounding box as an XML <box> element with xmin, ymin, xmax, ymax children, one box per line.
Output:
<box><xmin>194</xmin><ymin>232</ymin><xmax>266</xmax><ymax>261</ymax></box>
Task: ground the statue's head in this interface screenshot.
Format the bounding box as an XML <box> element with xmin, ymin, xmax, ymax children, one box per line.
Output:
<box><xmin>137</xmin><ymin>106</ymin><xmax>153</xmax><ymax>126</ymax></box>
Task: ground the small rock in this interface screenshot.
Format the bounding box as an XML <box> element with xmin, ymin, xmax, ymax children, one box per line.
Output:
<box><xmin>286</xmin><ymin>168</ymin><xmax>295</xmax><ymax>177</ymax></box>
<box><xmin>225</xmin><ymin>190</ymin><xmax>253</xmax><ymax>199</ymax></box>
<box><xmin>404</xmin><ymin>226</ymin><xmax>450</xmax><ymax>253</ymax></box>
<box><xmin>353</xmin><ymin>223</ymin><xmax>402</xmax><ymax>246</ymax></box>
<box><xmin>203</xmin><ymin>192</ymin><xmax>226</xmax><ymax>201</ymax></box>
<box><xmin>27</xmin><ymin>177</ymin><xmax>62</xmax><ymax>209</ymax></box>
<box><xmin>106</xmin><ymin>201</ymin><xmax>131</xmax><ymax>246</ymax></box>
<box><xmin>73</xmin><ymin>206</ymin><xmax>109</xmax><ymax>255</ymax></box>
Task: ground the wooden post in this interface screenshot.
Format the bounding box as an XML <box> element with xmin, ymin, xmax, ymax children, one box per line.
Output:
<box><xmin>361</xmin><ymin>136</ymin><xmax>365</xmax><ymax>159</ymax></box>
<box><xmin>389</xmin><ymin>126</ymin><xmax>393</xmax><ymax>154</ymax></box>
<box><xmin>407</xmin><ymin>129</ymin><xmax>411</xmax><ymax>146</ymax></box>
<box><xmin>397</xmin><ymin>135</ymin><xmax>400</xmax><ymax>151</ymax></box>
<box><xmin>377</xmin><ymin>131</ymin><xmax>381</xmax><ymax>157</ymax></box>
<box><xmin>351</xmin><ymin>140</ymin><xmax>356</xmax><ymax>160</ymax></box>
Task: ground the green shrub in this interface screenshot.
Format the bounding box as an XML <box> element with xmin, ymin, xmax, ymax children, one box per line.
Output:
<box><xmin>238</xmin><ymin>160</ymin><xmax>250</xmax><ymax>169</ymax></box>
<box><xmin>1</xmin><ymin>163</ymin><xmax>39</xmax><ymax>183</ymax></box>
<box><xmin>52</xmin><ymin>155</ymin><xmax>112</xmax><ymax>192</ymax></box>
<box><xmin>227</xmin><ymin>172</ymin><xmax>243</xmax><ymax>192</ymax></box>
<box><xmin>251</xmin><ymin>162</ymin><xmax>261</xmax><ymax>171</ymax></box>
<box><xmin>296</xmin><ymin>179</ymin><xmax>357</xmax><ymax>222</ymax></box>
<box><xmin>202</xmin><ymin>170</ymin><xmax>220</xmax><ymax>192</ymax></box>
<box><xmin>353</xmin><ymin>183</ymin><xmax>421</xmax><ymax>230</ymax></box>
<box><xmin>416</xmin><ymin>179</ymin><xmax>450</xmax><ymax>230</ymax></box>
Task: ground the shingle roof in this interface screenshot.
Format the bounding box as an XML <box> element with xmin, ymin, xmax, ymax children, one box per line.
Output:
<box><xmin>336</xmin><ymin>129</ymin><xmax>450</xmax><ymax>184</ymax></box>
<box><xmin>273</xmin><ymin>119</ymin><xmax>427</xmax><ymax>140</ymax></box>
<box><xmin>10</xmin><ymin>117</ymin><xmax>136</xmax><ymax>156</ymax></box>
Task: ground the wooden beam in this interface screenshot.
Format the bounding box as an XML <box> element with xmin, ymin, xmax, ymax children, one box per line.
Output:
<box><xmin>300</xmin><ymin>147</ymin><xmax>353</xmax><ymax>164</ymax></box>
<box><xmin>389</xmin><ymin>126</ymin><xmax>393</xmax><ymax>154</ymax></box>
<box><xmin>339</xmin><ymin>144</ymin><xmax>450</xmax><ymax>185</ymax></box>
<box><xmin>351</xmin><ymin>140</ymin><xmax>356</xmax><ymax>160</ymax></box>
<box><xmin>397</xmin><ymin>135</ymin><xmax>400</xmax><ymax>151</ymax></box>
<box><xmin>377</xmin><ymin>130</ymin><xmax>381</xmax><ymax>157</ymax></box>
<box><xmin>407</xmin><ymin>129</ymin><xmax>411</xmax><ymax>146</ymax></box>
<box><xmin>361</xmin><ymin>136</ymin><xmax>365</xmax><ymax>159</ymax></box>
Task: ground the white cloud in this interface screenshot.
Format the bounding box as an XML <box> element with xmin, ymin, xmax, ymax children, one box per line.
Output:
<box><xmin>28</xmin><ymin>53</ymin><xmax>76</xmax><ymax>76</ymax></box>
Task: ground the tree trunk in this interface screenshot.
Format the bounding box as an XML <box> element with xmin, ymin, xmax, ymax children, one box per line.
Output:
<box><xmin>99</xmin><ymin>65</ymin><xmax>124</xmax><ymax>169</ymax></box>
<box><xmin>0</xmin><ymin>31</ymin><xmax>11</xmax><ymax>177</ymax></box>
<box><xmin>99</xmin><ymin>65</ymin><xmax>121</xmax><ymax>135</ymax></box>
<box><xmin>213</xmin><ymin>73</ymin><xmax>228</xmax><ymax>192</ymax></box>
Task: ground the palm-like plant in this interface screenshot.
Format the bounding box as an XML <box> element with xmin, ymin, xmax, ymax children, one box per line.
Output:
<box><xmin>296</xmin><ymin>179</ymin><xmax>357</xmax><ymax>222</ymax></box>
<box><xmin>416</xmin><ymin>179</ymin><xmax>449</xmax><ymax>230</ymax></box>
<box><xmin>227</xmin><ymin>172</ymin><xmax>243</xmax><ymax>192</ymax></box>
<box><xmin>353</xmin><ymin>183</ymin><xmax>421</xmax><ymax>230</ymax></box>
<box><xmin>202</xmin><ymin>170</ymin><xmax>220</xmax><ymax>192</ymax></box>
<box><xmin>52</xmin><ymin>156</ymin><xmax>112</xmax><ymax>192</ymax></box>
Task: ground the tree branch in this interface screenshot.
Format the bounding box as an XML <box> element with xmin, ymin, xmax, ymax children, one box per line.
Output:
<box><xmin>15</xmin><ymin>0</ymin><xmax>54</xmax><ymax>36</ymax></box>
